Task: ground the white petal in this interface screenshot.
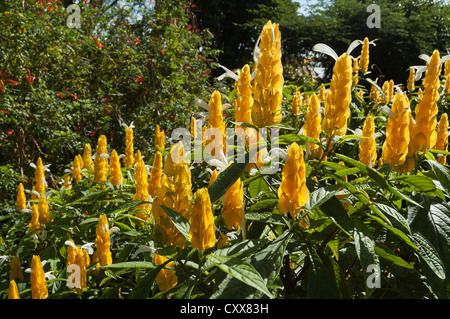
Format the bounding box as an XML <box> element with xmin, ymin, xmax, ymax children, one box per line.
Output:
<box><xmin>379</xmin><ymin>106</ymin><xmax>394</xmax><ymax>118</ymax></box>
<box><xmin>45</xmin><ymin>271</ymin><xmax>56</xmax><ymax>280</ymax></box>
<box><xmin>118</xmin><ymin>154</ymin><xmax>126</xmax><ymax>159</ymax></box>
<box><xmin>103</xmin><ymin>224</ymin><xmax>108</xmax><ymax>233</ymax></box>
<box><xmin>25</xmin><ymin>268</ymin><xmax>32</xmax><ymax>273</ymax></box>
<box><xmin>217</xmin><ymin>64</ymin><xmax>239</xmax><ymax>82</ymax></box>
<box><xmin>253</xmin><ymin>35</ymin><xmax>262</xmax><ymax>65</ymax></box>
<box><xmin>109</xmin><ymin>226</ymin><xmax>120</xmax><ymax>235</ymax></box>
<box><xmin>30</xmin><ymin>163</ymin><xmax>36</xmax><ymax>169</ymax></box>
<box><xmin>195</xmin><ymin>97</ymin><xmax>210</xmax><ymax>113</ymax></box>
<box><xmin>131</xmin><ymin>245</ymin><xmax>156</xmax><ymax>259</ymax></box>
<box><xmin>65</xmin><ymin>240</ymin><xmax>76</xmax><ymax>248</ymax></box>
<box><xmin>222</xmin><ymin>103</ymin><xmax>232</xmax><ymax>112</ymax></box>
<box><xmin>81</xmin><ymin>243</ymin><xmax>95</xmax><ymax>255</ymax></box>
<box><xmin>99</xmin><ymin>153</ymin><xmax>110</xmax><ymax>159</ymax></box>
<box><xmin>20</xmin><ymin>209</ymin><xmax>32</xmax><ymax>214</ymax></box>
<box><xmin>269</xmin><ymin>147</ymin><xmax>288</xmax><ymax>161</ymax></box>
<box><xmin>207</xmin><ymin>158</ymin><xmax>228</xmax><ymax>171</ymax></box>
<box><xmin>419</xmin><ymin>54</ymin><xmax>430</xmax><ymax>63</ymax></box>
<box><xmin>346</xmin><ymin>40</ymin><xmax>362</xmax><ymax>55</ymax></box>
<box><xmin>312</xmin><ymin>43</ymin><xmax>339</xmax><ymax>61</ymax></box>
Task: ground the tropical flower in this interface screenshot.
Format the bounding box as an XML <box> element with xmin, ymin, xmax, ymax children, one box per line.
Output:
<box><xmin>124</xmin><ymin>123</ymin><xmax>135</xmax><ymax>169</ymax></box>
<box><xmin>8</xmin><ymin>280</ymin><xmax>20</xmax><ymax>299</ymax></box>
<box><xmin>278</xmin><ymin>142</ymin><xmax>310</xmax><ymax>221</ymax></box>
<box><xmin>16</xmin><ymin>183</ymin><xmax>26</xmax><ymax>211</ymax></box>
<box><xmin>10</xmin><ymin>256</ymin><xmax>24</xmax><ymax>281</ymax></box>
<box><xmin>189</xmin><ymin>188</ymin><xmax>216</xmax><ymax>251</ymax></box>
<box><xmin>155</xmin><ymin>124</ymin><xmax>165</xmax><ymax>151</ymax></box>
<box><xmin>94</xmin><ymin>135</ymin><xmax>108</xmax><ymax>183</ymax></box>
<box><xmin>153</xmin><ymin>253</ymin><xmax>178</xmax><ymax>292</ymax></box>
<box><xmin>94</xmin><ymin>214</ymin><xmax>112</xmax><ymax>266</ymax></box>
<box><xmin>252</xmin><ymin>21</ymin><xmax>284</xmax><ymax>127</ymax></box>
<box><xmin>30</xmin><ymin>255</ymin><xmax>48</xmax><ymax>299</ymax></box>
<box><xmin>434</xmin><ymin>113</ymin><xmax>449</xmax><ymax>165</ymax></box>
<box><xmin>148</xmin><ymin>151</ymin><xmax>163</xmax><ymax>198</ymax></box>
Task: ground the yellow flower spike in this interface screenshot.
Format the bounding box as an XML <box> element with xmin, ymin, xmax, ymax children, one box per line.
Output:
<box><xmin>152</xmin><ymin>142</ymin><xmax>193</xmax><ymax>247</ymax></box>
<box><xmin>252</xmin><ymin>20</ymin><xmax>284</xmax><ymax>127</ymax></box>
<box><xmin>395</xmin><ymin>110</ymin><xmax>418</xmax><ymax>174</ymax></box>
<box><xmin>278</xmin><ymin>142</ymin><xmax>310</xmax><ymax>219</ymax></box>
<box><xmin>148</xmin><ymin>151</ymin><xmax>163</xmax><ymax>198</ymax></box>
<box><xmin>38</xmin><ymin>193</ymin><xmax>51</xmax><ymax>225</ymax></box>
<box><xmin>155</xmin><ymin>124</ymin><xmax>166</xmax><ymax>150</ymax></box>
<box><xmin>435</xmin><ymin>113</ymin><xmax>449</xmax><ymax>165</ymax></box>
<box><xmin>109</xmin><ymin>149</ymin><xmax>123</xmax><ymax>187</ymax></box>
<box><xmin>222</xmin><ymin>176</ymin><xmax>244</xmax><ymax>231</ymax></box>
<box><xmin>134</xmin><ymin>157</ymin><xmax>150</xmax><ymax>221</ymax></box>
<box><xmin>10</xmin><ymin>256</ymin><xmax>24</xmax><ymax>281</ymax></box>
<box><xmin>303</xmin><ymin>93</ymin><xmax>322</xmax><ymax>158</ymax></box>
<box><xmin>153</xmin><ymin>253</ymin><xmax>178</xmax><ymax>292</ymax></box>
<box><xmin>95</xmin><ymin>214</ymin><xmax>112</xmax><ymax>266</ymax></box>
<box><xmin>291</xmin><ymin>91</ymin><xmax>301</xmax><ymax>116</ymax></box>
<box><xmin>206</xmin><ymin>90</ymin><xmax>226</xmax><ymax>158</ymax></box>
<box><xmin>352</xmin><ymin>57</ymin><xmax>359</xmax><ymax>86</ymax></box>
<box><xmin>318</xmin><ymin>84</ymin><xmax>327</xmax><ymax>102</ymax></box>
<box><xmin>359</xmin><ymin>37</ymin><xmax>370</xmax><ymax>73</ymax></box>
<box><xmin>445</xmin><ymin>75</ymin><xmax>450</xmax><ymax>93</ymax></box>
<box><xmin>370</xmin><ymin>84</ymin><xmax>380</xmax><ymax>102</ymax></box>
<box><xmin>66</xmin><ymin>241</ymin><xmax>89</xmax><ymax>291</ymax></box>
<box><xmin>359</xmin><ymin>115</ymin><xmax>378</xmax><ymax>168</ymax></box>
<box><xmin>8</xmin><ymin>280</ymin><xmax>20</xmax><ymax>299</ymax></box>
<box><xmin>381</xmin><ymin>92</ymin><xmax>411</xmax><ymax>168</ymax></box>
<box><xmin>28</xmin><ymin>204</ymin><xmax>41</xmax><ymax>236</ymax></box>
<box><xmin>382</xmin><ymin>80</ymin><xmax>394</xmax><ymax>104</ymax></box>
<box><xmin>30</xmin><ymin>255</ymin><xmax>48</xmax><ymax>299</ymax></box>
<box><xmin>124</xmin><ymin>126</ymin><xmax>135</xmax><ymax>169</ymax></box>
<box><xmin>94</xmin><ymin>135</ymin><xmax>108</xmax><ymax>183</ymax></box>
<box><xmin>16</xmin><ymin>182</ymin><xmax>26</xmax><ymax>211</ymax></box>
<box><xmin>321</xmin><ymin>53</ymin><xmax>353</xmax><ymax>139</ymax></box>
<box><xmin>234</xmin><ymin>64</ymin><xmax>254</xmax><ymax>125</ymax></box>
<box><xmin>190</xmin><ymin>116</ymin><xmax>197</xmax><ymax>139</ymax></box>
<box><xmin>418</xmin><ymin>88</ymin><xmax>423</xmax><ymax>100</ymax></box>
<box><xmin>83</xmin><ymin>143</ymin><xmax>94</xmax><ymax>172</ymax></box>
<box><xmin>63</xmin><ymin>175</ymin><xmax>72</xmax><ymax>189</ymax></box>
<box><xmin>190</xmin><ymin>188</ymin><xmax>216</xmax><ymax>252</ymax></box>
<box><xmin>415</xmin><ymin>50</ymin><xmax>441</xmax><ymax>153</ymax></box>
<box><xmin>445</xmin><ymin>60</ymin><xmax>450</xmax><ymax>77</ymax></box>
<box><xmin>407</xmin><ymin>68</ymin><xmax>415</xmax><ymax>92</ymax></box>
<box><xmin>34</xmin><ymin>157</ymin><xmax>46</xmax><ymax>194</ymax></box>
<box><xmin>72</xmin><ymin>154</ymin><xmax>82</xmax><ymax>183</ymax></box>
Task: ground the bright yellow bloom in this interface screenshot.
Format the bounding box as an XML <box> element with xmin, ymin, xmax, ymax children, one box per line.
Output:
<box><xmin>191</xmin><ymin>116</ymin><xmax>197</xmax><ymax>139</ymax></box>
<box><xmin>381</xmin><ymin>80</ymin><xmax>394</xmax><ymax>103</ymax></box>
<box><xmin>370</xmin><ymin>84</ymin><xmax>380</xmax><ymax>102</ymax></box>
<box><xmin>395</xmin><ymin>107</ymin><xmax>418</xmax><ymax>174</ymax></box>
<box><xmin>190</xmin><ymin>188</ymin><xmax>216</xmax><ymax>251</ymax></box>
<box><xmin>8</xmin><ymin>280</ymin><xmax>20</xmax><ymax>299</ymax></box>
<box><xmin>148</xmin><ymin>151</ymin><xmax>163</xmax><ymax>198</ymax></box>
<box><xmin>359</xmin><ymin>37</ymin><xmax>370</xmax><ymax>73</ymax></box>
<box><xmin>382</xmin><ymin>92</ymin><xmax>411</xmax><ymax>168</ymax></box>
<box><xmin>124</xmin><ymin>126</ymin><xmax>135</xmax><ymax>169</ymax></box>
<box><xmin>134</xmin><ymin>157</ymin><xmax>150</xmax><ymax>221</ymax></box>
<box><xmin>222</xmin><ymin>177</ymin><xmax>244</xmax><ymax>231</ymax></box>
<box><xmin>205</xmin><ymin>90</ymin><xmax>226</xmax><ymax>158</ymax></box>
<box><xmin>34</xmin><ymin>157</ymin><xmax>46</xmax><ymax>194</ymax></box>
<box><xmin>252</xmin><ymin>20</ymin><xmax>284</xmax><ymax>127</ymax></box>
<box><xmin>153</xmin><ymin>253</ymin><xmax>178</xmax><ymax>292</ymax></box>
<box><xmin>208</xmin><ymin>169</ymin><xmax>218</xmax><ymax>187</ymax></box>
<box><xmin>352</xmin><ymin>57</ymin><xmax>359</xmax><ymax>86</ymax></box>
<box><xmin>95</xmin><ymin>214</ymin><xmax>112</xmax><ymax>266</ymax></box>
<box><xmin>445</xmin><ymin>75</ymin><xmax>450</xmax><ymax>93</ymax></box>
<box><xmin>359</xmin><ymin>115</ymin><xmax>377</xmax><ymax>167</ymax></box>
<box><xmin>83</xmin><ymin>143</ymin><xmax>94</xmax><ymax>172</ymax></box>
<box><xmin>16</xmin><ymin>182</ymin><xmax>26</xmax><ymax>211</ymax></box>
<box><xmin>30</xmin><ymin>255</ymin><xmax>48</xmax><ymax>299</ymax></box>
<box><xmin>155</xmin><ymin>124</ymin><xmax>165</xmax><ymax>150</ymax></box>
<box><xmin>278</xmin><ymin>142</ymin><xmax>310</xmax><ymax>219</ymax></box>
<box><xmin>66</xmin><ymin>240</ymin><xmax>89</xmax><ymax>290</ymax></box>
<box><xmin>318</xmin><ymin>84</ymin><xmax>327</xmax><ymax>102</ymax></box>
<box><xmin>63</xmin><ymin>175</ymin><xmax>72</xmax><ymax>189</ymax></box>
<box><xmin>322</xmin><ymin>53</ymin><xmax>353</xmax><ymax>138</ymax></box>
<box><xmin>415</xmin><ymin>50</ymin><xmax>441</xmax><ymax>153</ymax></box>
<box><xmin>152</xmin><ymin>142</ymin><xmax>193</xmax><ymax>247</ymax></box>
<box><xmin>291</xmin><ymin>91</ymin><xmax>301</xmax><ymax>116</ymax></box>
<box><xmin>94</xmin><ymin>135</ymin><xmax>108</xmax><ymax>183</ymax></box>
<box><xmin>109</xmin><ymin>149</ymin><xmax>122</xmax><ymax>187</ymax></box>
<box><xmin>38</xmin><ymin>193</ymin><xmax>51</xmax><ymax>225</ymax></box>
<box><xmin>407</xmin><ymin>68</ymin><xmax>415</xmax><ymax>92</ymax></box>
<box><xmin>303</xmin><ymin>93</ymin><xmax>322</xmax><ymax>157</ymax></box>
<box><xmin>10</xmin><ymin>256</ymin><xmax>24</xmax><ymax>281</ymax></box>
<box><xmin>72</xmin><ymin>154</ymin><xmax>82</xmax><ymax>183</ymax></box>
<box><xmin>28</xmin><ymin>204</ymin><xmax>41</xmax><ymax>236</ymax></box>
<box><xmin>435</xmin><ymin>113</ymin><xmax>449</xmax><ymax>165</ymax></box>
<box><xmin>445</xmin><ymin>60</ymin><xmax>450</xmax><ymax>77</ymax></box>
<box><xmin>234</xmin><ymin>64</ymin><xmax>254</xmax><ymax>124</ymax></box>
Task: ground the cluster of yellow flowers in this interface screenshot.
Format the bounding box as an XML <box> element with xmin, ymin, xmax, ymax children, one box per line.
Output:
<box><xmin>9</xmin><ymin>20</ymin><xmax>450</xmax><ymax>299</ymax></box>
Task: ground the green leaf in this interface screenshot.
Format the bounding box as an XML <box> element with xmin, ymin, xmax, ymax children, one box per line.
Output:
<box><xmin>318</xmin><ymin>193</ymin><xmax>354</xmax><ymax>237</ymax></box>
<box><xmin>374</xmin><ymin>203</ymin><xmax>411</xmax><ymax>234</ymax></box>
<box><xmin>102</xmin><ymin>261</ymin><xmax>158</xmax><ymax>269</ymax></box>
<box><xmin>105</xmin><ymin>200</ymin><xmax>150</xmax><ymax>215</ymax></box>
<box><xmin>395</xmin><ymin>174</ymin><xmax>436</xmax><ymax>194</ymax></box>
<box><xmin>374</xmin><ymin>245</ymin><xmax>414</xmax><ymax>269</ymax></box>
<box><xmin>335</xmin><ymin>153</ymin><xmax>423</xmax><ymax>207</ymax></box>
<box><xmin>306</xmin><ymin>184</ymin><xmax>342</xmax><ymax>210</ymax></box>
<box><xmin>248</xmin><ymin>176</ymin><xmax>270</xmax><ymax>199</ymax></box>
<box><xmin>306</xmin><ymin>245</ymin><xmax>341</xmax><ymax>298</ymax></box>
<box><xmin>248</xmin><ymin>198</ymin><xmax>278</xmax><ymax>212</ymax></box>
<box><xmin>410</xmin><ymin>231</ymin><xmax>446</xmax><ymax>281</ymax></box>
<box><xmin>210</xmin><ymin>231</ymin><xmax>290</xmax><ymax>299</ymax></box>
<box><xmin>128</xmin><ymin>260</ymin><xmax>172</xmax><ymax>299</ymax></box>
<box><xmin>161</xmin><ymin>205</ymin><xmax>190</xmax><ymax>241</ymax></box>
<box><xmin>424</xmin><ymin>159</ymin><xmax>450</xmax><ymax>195</ymax></box>
<box><xmin>208</xmin><ymin>254</ymin><xmax>274</xmax><ymax>298</ymax></box>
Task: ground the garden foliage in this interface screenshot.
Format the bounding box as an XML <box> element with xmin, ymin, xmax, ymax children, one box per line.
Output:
<box><xmin>2</xmin><ymin>5</ymin><xmax>450</xmax><ymax>300</ymax></box>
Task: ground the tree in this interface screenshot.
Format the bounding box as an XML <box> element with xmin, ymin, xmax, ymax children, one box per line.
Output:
<box><xmin>297</xmin><ymin>0</ymin><xmax>450</xmax><ymax>84</ymax></box>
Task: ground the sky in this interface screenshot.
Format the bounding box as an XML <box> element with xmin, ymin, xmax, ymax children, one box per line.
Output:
<box><xmin>293</xmin><ymin>0</ymin><xmax>321</xmax><ymax>15</ymax></box>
